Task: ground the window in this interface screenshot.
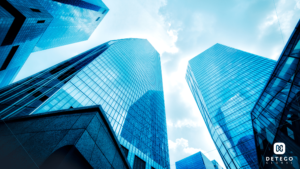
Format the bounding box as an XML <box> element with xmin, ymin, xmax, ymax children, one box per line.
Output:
<box><xmin>133</xmin><ymin>156</ymin><xmax>146</xmax><ymax>169</ymax></box>
<box><xmin>27</xmin><ymin>88</ymin><xmax>36</xmax><ymax>93</ymax></box>
<box><xmin>287</xmin><ymin>127</ymin><xmax>295</xmax><ymax>140</ymax></box>
<box><xmin>33</xmin><ymin>91</ymin><xmax>42</xmax><ymax>97</ymax></box>
<box><xmin>102</xmin><ymin>10</ymin><xmax>106</xmax><ymax>14</ymax></box>
<box><xmin>30</xmin><ymin>8</ymin><xmax>41</xmax><ymax>12</ymax></box>
<box><xmin>37</xmin><ymin>20</ymin><xmax>45</xmax><ymax>23</ymax></box>
<box><xmin>96</xmin><ymin>17</ymin><xmax>100</xmax><ymax>21</ymax></box>
<box><xmin>39</xmin><ymin>96</ymin><xmax>49</xmax><ymax>102</ymax></box>
<box><xmin>1</xmin><ymin>46</ymin><xmax>19</xmax><ymax>70</ymax></box>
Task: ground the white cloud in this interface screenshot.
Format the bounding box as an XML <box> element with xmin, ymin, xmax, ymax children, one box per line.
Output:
<box><xmin>296</xmin><ymin>0</ymin><xmax>300</xmax><ymax>9</ymax></box>
<box><xmin>162</xmin><ymin>57</ymin><xmax>189</xmax><ymax>93</ymax></box>
<box><xmin>183</xmin><ymin>147</ymin><xmax>203</xmax><ymax>155</ymax></box>
<box><xmin>126</xmin><ymin>0</ymin><xmax>180</xmax><ymax>54</ymax></box>
<box><xmin>258</xmin><ymin>12</ymin><xmax>278</xmax><ymax>39</ymax></box>
<box><xmin>255</xmin><ymin>0</ymin><xmax>300</xmax><ymax>60</ymax></box>
<box><xmin>163</xmin><ymin>55</ymin><xmax>205</xmax><ymax>124</ymax></box>
<box><xmin>167</xmin><ymin>119</ymin><xmax>203</xmax><ymax>128</ymax></box>
<box><xmin>175</xmin><ymin>119</ymin><xmax>203</xmax><ymax>128</ymax></box>
<box><xmin>190</xmin><ymin>12</ymin><xmax>215</xmax><ymax>35</ymax></box>
<box><xmin>168</xmin><ymin>138</ymin><xmax>209</xmax><ymax>158</ymax></box>
<box><xmin>167</xmin><ymin>120</ymin><xmax>174</xmax><ymax>127</ymax></box>
<box><xmin>258</xmin><ymin>0</ymin><xmax>300</xmax><ymax>41</ymax></box>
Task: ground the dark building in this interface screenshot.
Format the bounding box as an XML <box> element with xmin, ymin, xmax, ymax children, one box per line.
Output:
<box><xmin>251</xmin><ymin>20</ymin><xmax>300</xmax><ymax>169</ymax></box>
<box><xmin>0</xmin><ymin>39</ymin><xmax>170</xmax><ymax>169</ymax></box>
<box><xmin>0</xmin><ymin>106</ymin><xmax>131</xmax><ymax>169</ymax></box>
<box><xmin>0</xmin><ymin>0</ymin><xmax>108</xmax><ymax>87</ymax></box>
<box><xmin>186</xmin><ymin>44</ymin><xmax>276</xmax><ymax>168</ymax></box>
<box><xmin>175</xmin><ymin>151</ymin><xmax>216</xmax><ymax>169</ymax></box>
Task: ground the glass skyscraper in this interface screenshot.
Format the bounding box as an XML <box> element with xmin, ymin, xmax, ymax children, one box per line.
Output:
<box><xmin>0</xmin><ymin>0</ymin><xmax>53</xmax><ymax>87</ymax></box>
<box><xmin>175</xmin><ymin>151</ymin><xmax>215</xmax><ymax>169</ymax></box>
<box><xmin>186</xmin><ymin>44</ymin><xmax>276</xmax><ymax>169</ymax></box>
<box><xmin>251</xmin><ymin>20</ymin><xmax>300</xmax><ymax>169</ymax></box>
<box><xmin>0</xmin><ymin>0</ymin><xmax>108</xmax><ymax>87</ymax></box>
<box><xmin>0</xmin><ymin>38</ymin><xmax>170</xmax><ymax>169</ymax></box>
<box><xmin>32</xmin><ymin>0</ymin><xmax>109</xmax><ymax>52</ymax></box>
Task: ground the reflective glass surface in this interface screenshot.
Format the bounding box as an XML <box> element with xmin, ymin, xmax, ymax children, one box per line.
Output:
<box><xmin>0</xmin><ymin>0</ymin><xmax>108</xmax><ymax>87</ymax></box>
<box><xmin>0</xmin><ymin>41</ymin><xmax>108</xmax><ymax>119</ymax></box>
<box><xmin>0</xmin><ymin>39</ymin><xmax>170</xmax><ymax>169</ymax></box>
<box><xmin>33</xmin><ymin>0</ymin><xmax>108</xmax><ymax>52</ymax></box>
<box><xmin>0</xmin><ymin>0</ymin><xmax>53</xmax><ymax>87</ymax></box>
<box><xmin>121</xmin><ymin>90</ymin><xmax>168</xmax><ymax>168</ymax></box>
<box><xmin>175</xmin><ymin>152</ymin><xmax>215</xmax><ymax>169</ymax></box>
<box><xmin>251</xmin><ymin>20</ymin><xmax>300</xmax><ymax>169</ymax></box>
<box><xmin>186</xmin><ymin>44</ymin><xmax>276</xmax><ymax>169</ymax></box>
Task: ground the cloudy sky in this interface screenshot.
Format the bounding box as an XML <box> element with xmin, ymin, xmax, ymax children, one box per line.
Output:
<box><xmin>14</xmin><ymin>0</ymin><xmax>300</xmax><ymax>168</ymax></box>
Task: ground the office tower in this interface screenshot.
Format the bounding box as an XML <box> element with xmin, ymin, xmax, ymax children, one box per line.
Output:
<box><xmin>186</xmin><ymin>44</ymin><xmax>276</xmax><ymax>169</ymax></box>
<box><xmin>251</xmin><ymin>20</ymin><xmax>300</xmax><ymax>169</ymax></box>
<box><xmin>0</xmin><ymin>106</ymin><xmax>131</xmax><ymax>169</ymax></box>
<box><xmin>32</xmin><ymin>0</ymin><xmax>109</xmax><ymax>52</ymax></box>
<box><xmin>211</xmin><ymin>160</ymin><xmax>223</xmax><ymax>169</ymax></box>
<box><xmin>0</xmin><ymin>38</ymin><xmax>170</xmax><ymax>169</ymax></box>
<box><xmin>175</xmin><ymin>151</ymin><xmax>215</xmax><ymax>169</ymax></box>
<box><xmin>0</xmin><ymin>0</ymin><xmax>53</xmax><ymax>88</ymax></box>
<box><xmin>0</xmin><ymin>0</ymin><xmax>108</xmax><ymax>87</ymax></box>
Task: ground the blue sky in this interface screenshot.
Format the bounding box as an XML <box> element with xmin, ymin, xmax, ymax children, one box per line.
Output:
<box><xmin>14</xmin><ymin>0</ymin><xmax>300</xmax><ymax>168</ymax></box>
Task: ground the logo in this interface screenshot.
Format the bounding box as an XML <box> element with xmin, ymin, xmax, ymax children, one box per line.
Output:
<box><xmin>266</xmin><ymin>142</ymin><xmax>293</xmax><ymax>165</ymax></box>
<box><xmin>274</xmin><ymin>142</ymin><xmax>285</xmax><ymax>155</ymax></box>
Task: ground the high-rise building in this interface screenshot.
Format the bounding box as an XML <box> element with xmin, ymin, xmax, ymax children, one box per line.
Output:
<box><xmin>0</xmin><ymin>38</ymin><xmax>170</xmax><ymax>169</ymax></box>
<box><xmin>186</xmin><ymin>44</ymin><xmax>276</xmax><ymax>169</ymax></box>
<box><xmin>0</xmin><ymin>0</ymin><xmax>108</xmax><ymax>87</ymax></box>
<box><xmin>32</xmin><ymin>0</ymin><xmax>109</xmax><ymax>52</ymax></box>
<box><xmin>175</xmin><ymin>151</ymin><xmax>215</xmax><ymax>169</ymax></box>
<box><xmin>251</xmin><ymin>20</ymin><xmax>300</xmax><ymax>169</ymax></box>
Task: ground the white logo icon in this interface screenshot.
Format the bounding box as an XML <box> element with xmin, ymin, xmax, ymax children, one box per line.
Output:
<box><xmin>274</xmin><ymin>142</ymin><xmax>285</xmax><ymax>155</ymax></box>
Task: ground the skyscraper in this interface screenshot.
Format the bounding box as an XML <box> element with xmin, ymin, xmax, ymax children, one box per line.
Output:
<box><xmin>0</xmin><ymin>38</ymin><xmax>170</xmax><ymax>169</ymax></box>
<box><xmin>251</xmin><ymin>20</ymin><xmax>300</xmax><ymax>169</ymax></box>
<box><xmin>32</xmin><ymin>0</ymin><xmax>109</xmax><ymax>52</ymax></box>
<box><xmin>186</xmin><ymin>44</ymin><xmax>276</xmax><ymax>169</ymax></box>
<box><xmin>175</xmin><ymin>151</ymin><xmax>215</xmax><ymax>169</ymax></box>
<box><xmin>0</xmin><ymin>0</ymin><xmax>108</xmax><ymax>87</ymax></box>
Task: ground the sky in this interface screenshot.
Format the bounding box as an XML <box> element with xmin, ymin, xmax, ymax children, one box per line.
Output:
<box><xmin>14</xmin><ymin>0</ymin><xmax>300</xmax><ymax>168</ymax></box>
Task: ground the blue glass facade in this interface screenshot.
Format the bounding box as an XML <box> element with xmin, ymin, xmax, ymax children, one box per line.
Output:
<box><xmin>175</xmin><ymin>151</ymin><xmax>215</xmax><ymax>169</ymax></box>
<box><xmin>33</xmin><ymin>0</ymin><xmax>109</xmax><ymax>52</ymax></box>
<box><xmin>0</xmin><ymin>0</ymin><xmax>108</xmax><ymax>87</ymax></box>
<box><xmin>0</xmin><ymin>38</ymin><xmax>170</xmax><ymax>169</ymax></box>
<box><xmin>121</xmin><ymin>90</ymin><xmax>168</xmax><ymax>166</ymax></box>
<box><xmin>251</xmin><ymin>20</ymin><xmax>300</xmax><ymax>169</ymax></box>
<box><xmin>0</xmin><ymin>0</ymin><xmax>53</xmax><ymax>87</ymax></box>
<box><xmin>186</xmin><ymin>44</ymin><xmax>276</xmax><ymax>169</ymax></box>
